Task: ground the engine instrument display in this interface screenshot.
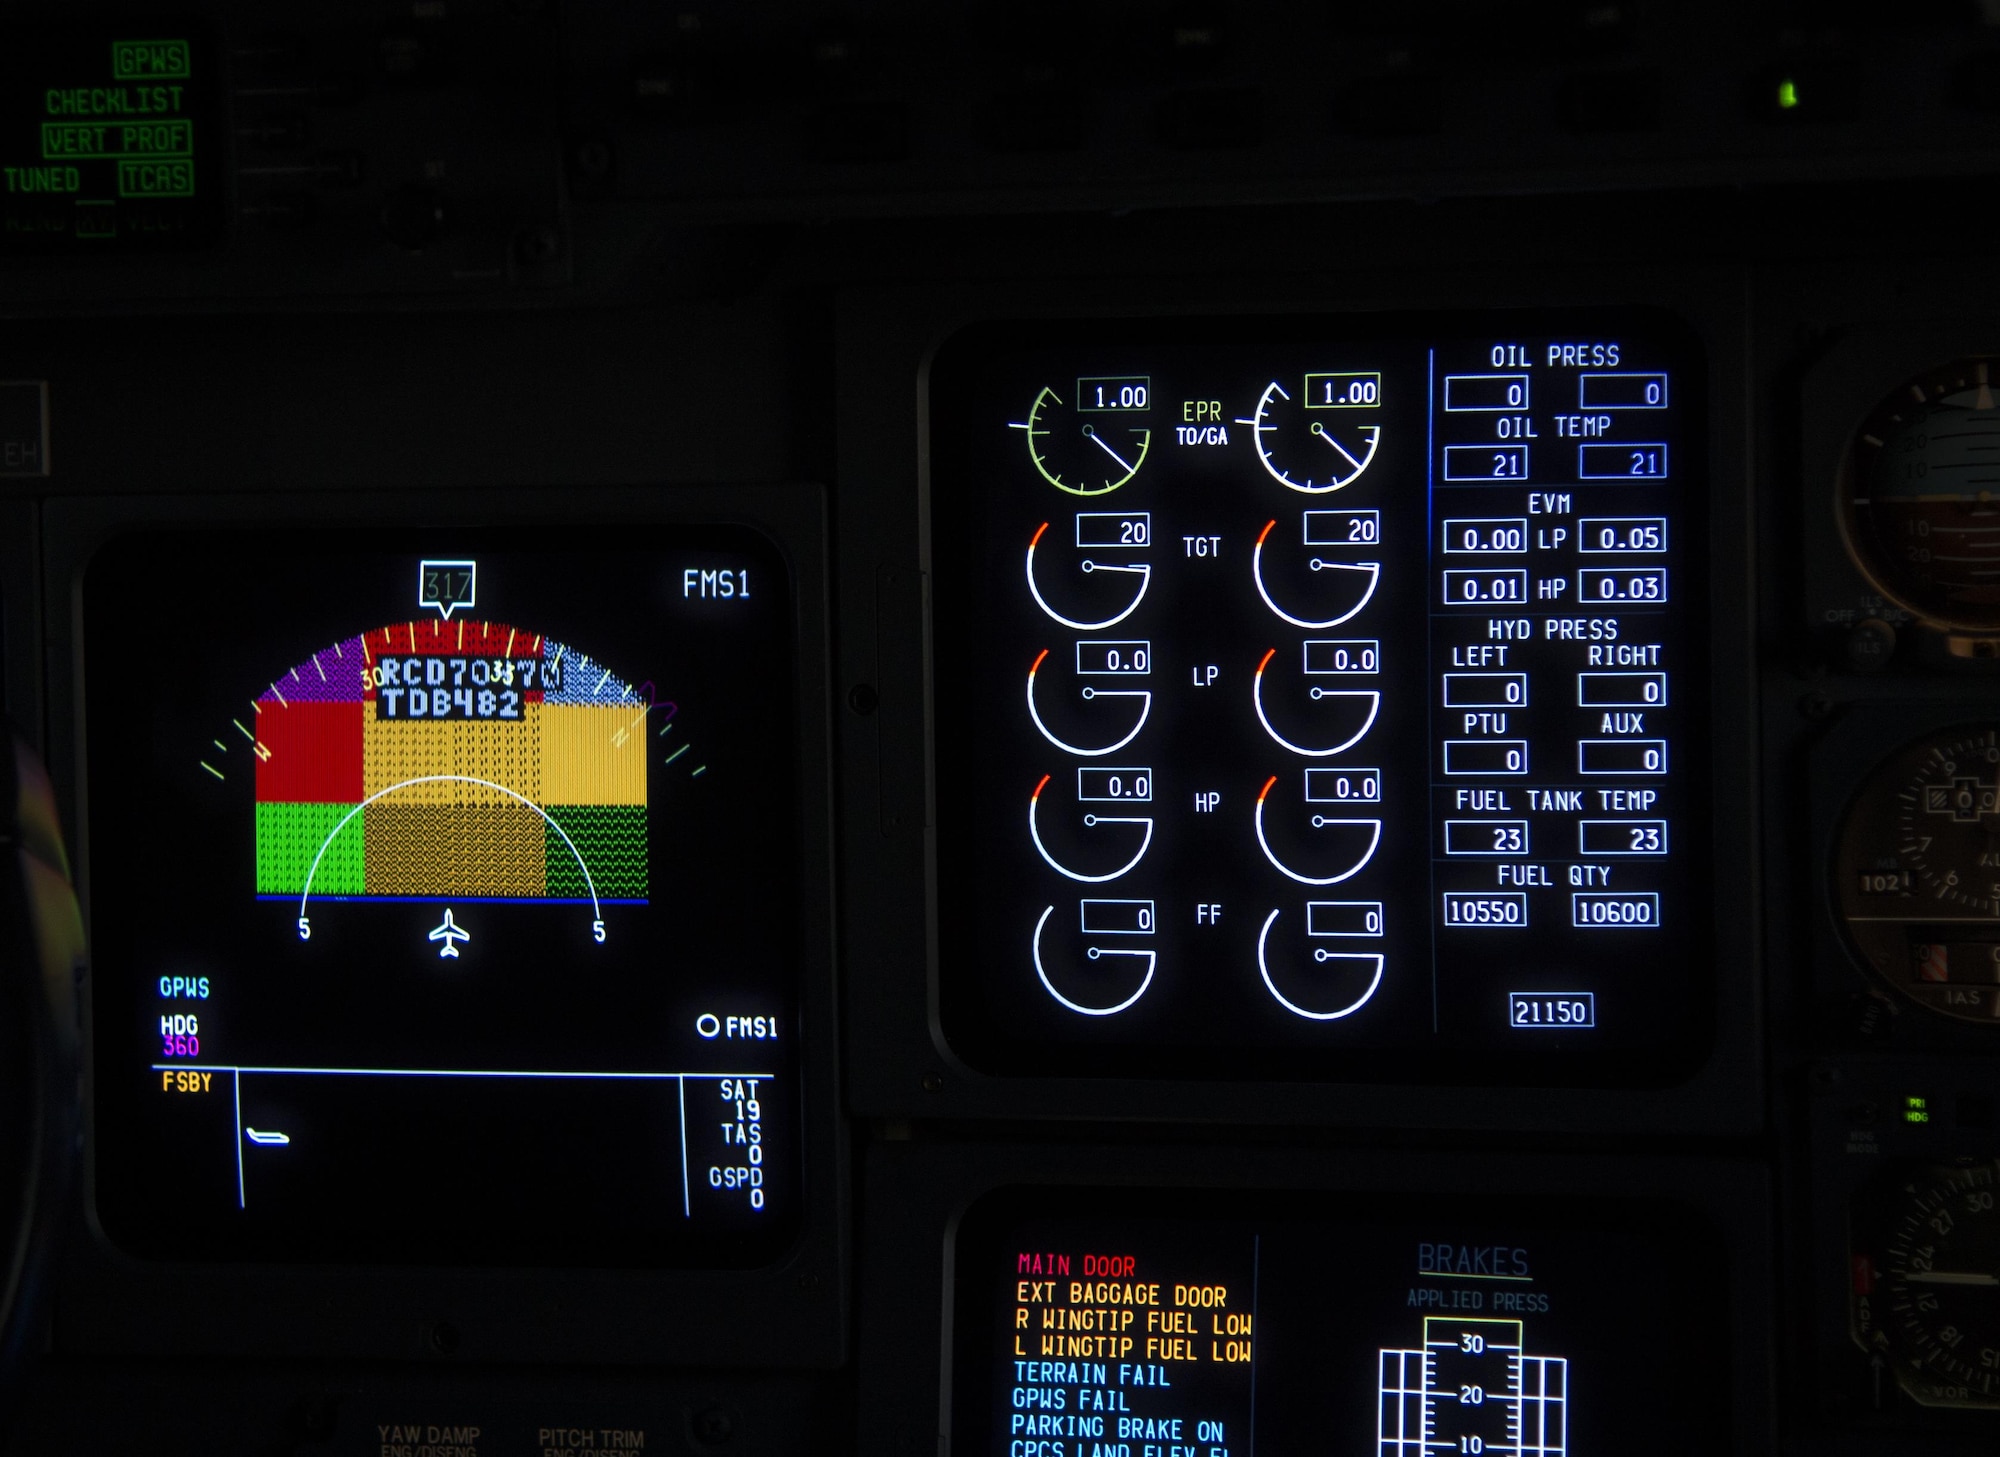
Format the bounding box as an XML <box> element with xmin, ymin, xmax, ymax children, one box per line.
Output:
<box><xmin>931</xmin><ymin>317</ymin><xmax>1708</xmax><ymax>1081</ymax></box>
<box><xmin>85</xmin><ymin>529</ymin><xmax>800</xmax><ymax>1265</ymax></box>
<box><xmin>1834</xmin><ymin>725</ymin><xmax>2000</xmax><ymax>1023</ymax></box>
<box><xmin>954</xmin><ymin>1190</ymin><xmax>1724</xmax><ymax>1454</ymax></box>
<box><xmin>1839</xmin><ymin>359</ymin><xmax>2000</xmax><ymax>633</ymax></box>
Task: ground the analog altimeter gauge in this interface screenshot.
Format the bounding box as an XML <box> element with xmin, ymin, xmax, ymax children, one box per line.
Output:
<box><xmin>1840</xmin><ymin>358</ymin><xmax>2000</xmax><ymax>632</ymax></box>
<box><xmin>1833</xmin><ymin>725</ymin><xmax>2000</xmax><ymax>1023</ymax></box>
<box><xmin>1010</xmin><ymin>379</ymin><xmax>1152</xmax><ymax>496</ymax></box>
<box><xmin>1852</xmin><ymin>1160</ymin><xmax>2000</xmax><ymax>1409</ymax></box>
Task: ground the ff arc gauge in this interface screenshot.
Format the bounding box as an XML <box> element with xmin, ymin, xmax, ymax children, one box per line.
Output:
<box><xmin>1839</xmin><ymin>358</ymin><xmax>2000</xmax><ymax>633</ymax></box>
<box><xmin>1834</xmin><ymin>725</ymin><xmax>2000</xmax><ymax>1023</ymax></box>
<box><xmin>1852</xmin><ymin>1160</ymin><xmax>2000</xmax><ymax>1409</ymax></box>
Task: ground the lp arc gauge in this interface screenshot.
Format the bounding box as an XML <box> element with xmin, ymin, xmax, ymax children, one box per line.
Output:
<box><xmin>1834</xmin><ymin>725</ymin><xmax>2000</xmax><ymax>1022</ymax></box>
<box><xmin>1839</xmin><ymin>358</ymin><xmax>2000</xmax><ymax>632</ymax></box>
<box><xmin>1011</xmin><ymin>379</ymin><xmax>1152</xmax><ymax>495</ymax></box>
<box><xmin>1852</xmin><ymin>1160</ymin><xmax>2000</xmax><ymax>1409</ymax></box>
<box><xmin>1243</xmin><ymin>373</ymin><xmax>1383</xmax><ymax>492</ymax></box>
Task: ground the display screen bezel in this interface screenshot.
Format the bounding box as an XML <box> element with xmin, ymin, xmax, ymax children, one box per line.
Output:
<box><xmin>81</xmin><ymin>521</ymin><xmax>807</xmax><ymax>1269</ymax></box>
<box><xmin>43</xmin><ymin>485</ymin><xmax>846</xmax><ymax>1368</ymax></box>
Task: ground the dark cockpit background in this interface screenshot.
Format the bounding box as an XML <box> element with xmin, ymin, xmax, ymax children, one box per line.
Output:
<box><xmin>3</xmin><ymin>3</ymin><xmax>2000</xmax><ymax>1453</ymax></box>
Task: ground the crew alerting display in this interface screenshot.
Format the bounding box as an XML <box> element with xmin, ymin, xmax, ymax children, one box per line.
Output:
<box><xmin>932</xmin><ymin>318</ymin><xmax>1707</xmax><ymax>1080</ymax></box>
<box><xmin>85</xmin><ymin>529</ymin><xmax>800</xmax><ymax>1266</ymax></box>
<box><xmin>955</xmin><ymin>1192</ymin><xmax>1723</xmax><ymax>1454</ymax></box>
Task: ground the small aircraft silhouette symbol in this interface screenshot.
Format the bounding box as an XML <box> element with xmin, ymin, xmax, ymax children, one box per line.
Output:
<box><xmin>428</xmin><ymin>909</ymin><xmax>471</xmax><ymax>959</ymax></box>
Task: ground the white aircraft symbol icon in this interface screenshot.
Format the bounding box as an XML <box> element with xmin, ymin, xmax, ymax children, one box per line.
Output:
<box><xmin>428</xmin><ymin>908</ymin><xmax>471</xmax><ymax>958</ymax></box>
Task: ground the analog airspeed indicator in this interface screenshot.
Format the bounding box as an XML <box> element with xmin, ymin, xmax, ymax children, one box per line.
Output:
<box><xmin>1834</xmin><ymin>726</ymin><xmax>2000</xmax><ymax>1022</ymax></box>
<box><xmin>1853</xmin><ymin>1161</ymin><xmax>2000</xmax><ymax>1408</ymax></box>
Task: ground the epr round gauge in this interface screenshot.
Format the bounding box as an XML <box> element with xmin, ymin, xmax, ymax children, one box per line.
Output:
<box><xmin>1852</xmin><ymin>1160</ymin><xmax>2000</xmax><ymax>1408</ymax></box>
<box><xmin>1247</xmin><ymin>375</ymin><xmax>1382</xmax><ymax>493</ymax></box>
<box><xmin>1011</xmin><ymin>383</ymin><xmax>1151</xmax><ymax>496</ymax></box>
<box><xmin>1833</xmin><ymin>725</ymin><xmax>2000</xmax><ymax>1022</ymax></box>
<box><xmin>1839</xmin><ymin>358</ymin><xmax>2000</xmax><ymax>632</ymax></box>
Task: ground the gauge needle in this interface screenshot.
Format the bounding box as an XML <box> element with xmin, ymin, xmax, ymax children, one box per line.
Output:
<box><xmin>1082</xmin><ymin>426</ymin><xmax>1136</xmax><ymax>477</ymax></box>
<box><xmin>1903</xmin><ymin>1271</ymin><xmax>2000</xmax><ymax>1286</ymax></box>
<box><xmin>1309</xmin><ymin>421</ymin><xmax>1364</xmax><ymax>473</ymax></box>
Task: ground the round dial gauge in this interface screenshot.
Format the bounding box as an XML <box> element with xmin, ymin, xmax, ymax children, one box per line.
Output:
<box><xmin>1852</xmin><ymin>1161</ymin><xmax>2000</xmax><ymax>1409</ymax></box>
<box><xmin>1834</xmin><ymin>726</ymin><xmax>2000</xmax><ymax>1022</ymax></box>
<box><xmin>1011</xmin><ymin>384</ymin><xmax>1151</xmax><ymax>496</ymax></box>
<box><xmin>1246</xmin><ymin>376</ymin><xmax>1381</xmax><ymax>493</ymax></box>
<box><xmin>1839</xmin><ymin>358</ymin><xmax>2000</xmax><ymax>631</ymax></box>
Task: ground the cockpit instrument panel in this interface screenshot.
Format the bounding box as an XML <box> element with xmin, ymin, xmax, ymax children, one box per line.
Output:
<box><xmin>930</xmin><ymin>316</ymin><xmax>1708</xmax><ymax>1083</ymax></box>
<box><xmin>84</xmin><ymin>527</ymin><xmax>801</xmax><ymax>1267</ymax></box>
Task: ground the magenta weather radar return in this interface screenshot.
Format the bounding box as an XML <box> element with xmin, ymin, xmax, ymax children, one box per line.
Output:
<box><xmin>84</xmin><ymin>528</ymin><xmax>802</xmax><ymax>1267</ymax></box>
<box><xmin>931</xmin><ymin>315</ymin><xmax>1710</xmax><ymax>1083</ymax></box>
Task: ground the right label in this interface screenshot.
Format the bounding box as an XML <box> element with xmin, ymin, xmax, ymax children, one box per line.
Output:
<box><xmin>934</xmin><ymin>319</ymin><xmax>1706</xmax><ymax>1080</ymax></box>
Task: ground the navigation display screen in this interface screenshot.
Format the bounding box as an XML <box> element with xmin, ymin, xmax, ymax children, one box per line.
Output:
<box><xmin>931</xmin><ymin>315</ymin><xmax>1708</xmax><ymax>1082</ymax></box>
<box><xmin>1</xmin><ymin>30</ymin><xmax>221</xmax><ymax>253</ymax></box>
<box><xmin>85</xmin><ymin>528</ymin><xmax>799</xmax><ymax>1265</ymax></box>
<box><xmin>954</xmin><ymin>1191</ymin><xmax>1726</xmax><ymax>1455</ymax></box>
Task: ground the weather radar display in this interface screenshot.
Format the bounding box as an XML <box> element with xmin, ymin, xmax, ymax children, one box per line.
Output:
<box><xmin>86</xmin><ymin>528</ymin><xmax>802</xmax><ymax>1267</ymax></box>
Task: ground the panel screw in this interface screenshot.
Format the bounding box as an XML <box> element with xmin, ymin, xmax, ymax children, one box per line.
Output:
<box><xmin>848</xmin><ymin>682</ymin><xmax>879</xmax><ymax>715</ymax></box>
<box><xmin>1799</xmin><ymin>691</ymin><xmax>1833</xmax><ymax>720</ymax></box>
<box><xmin>921</xmin><ymin>1072</ymin><xmax>943</xmax><ymax>1093</ymax></box>
<box><xmin>428</xmin><ymin>1321</ymin><xmax>460</xmax><ymax>1354</ymax></box>
<box><xmin>692</xmin><ymin>1407</ymin><xmax>734</xmax><ymax>1445</ymax></box>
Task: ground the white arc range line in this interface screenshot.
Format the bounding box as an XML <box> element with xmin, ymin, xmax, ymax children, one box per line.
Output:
<box><xmin>298</xmin><ymin>774</ymin><xmax>600</xmax><ymax>919</ymax></box>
